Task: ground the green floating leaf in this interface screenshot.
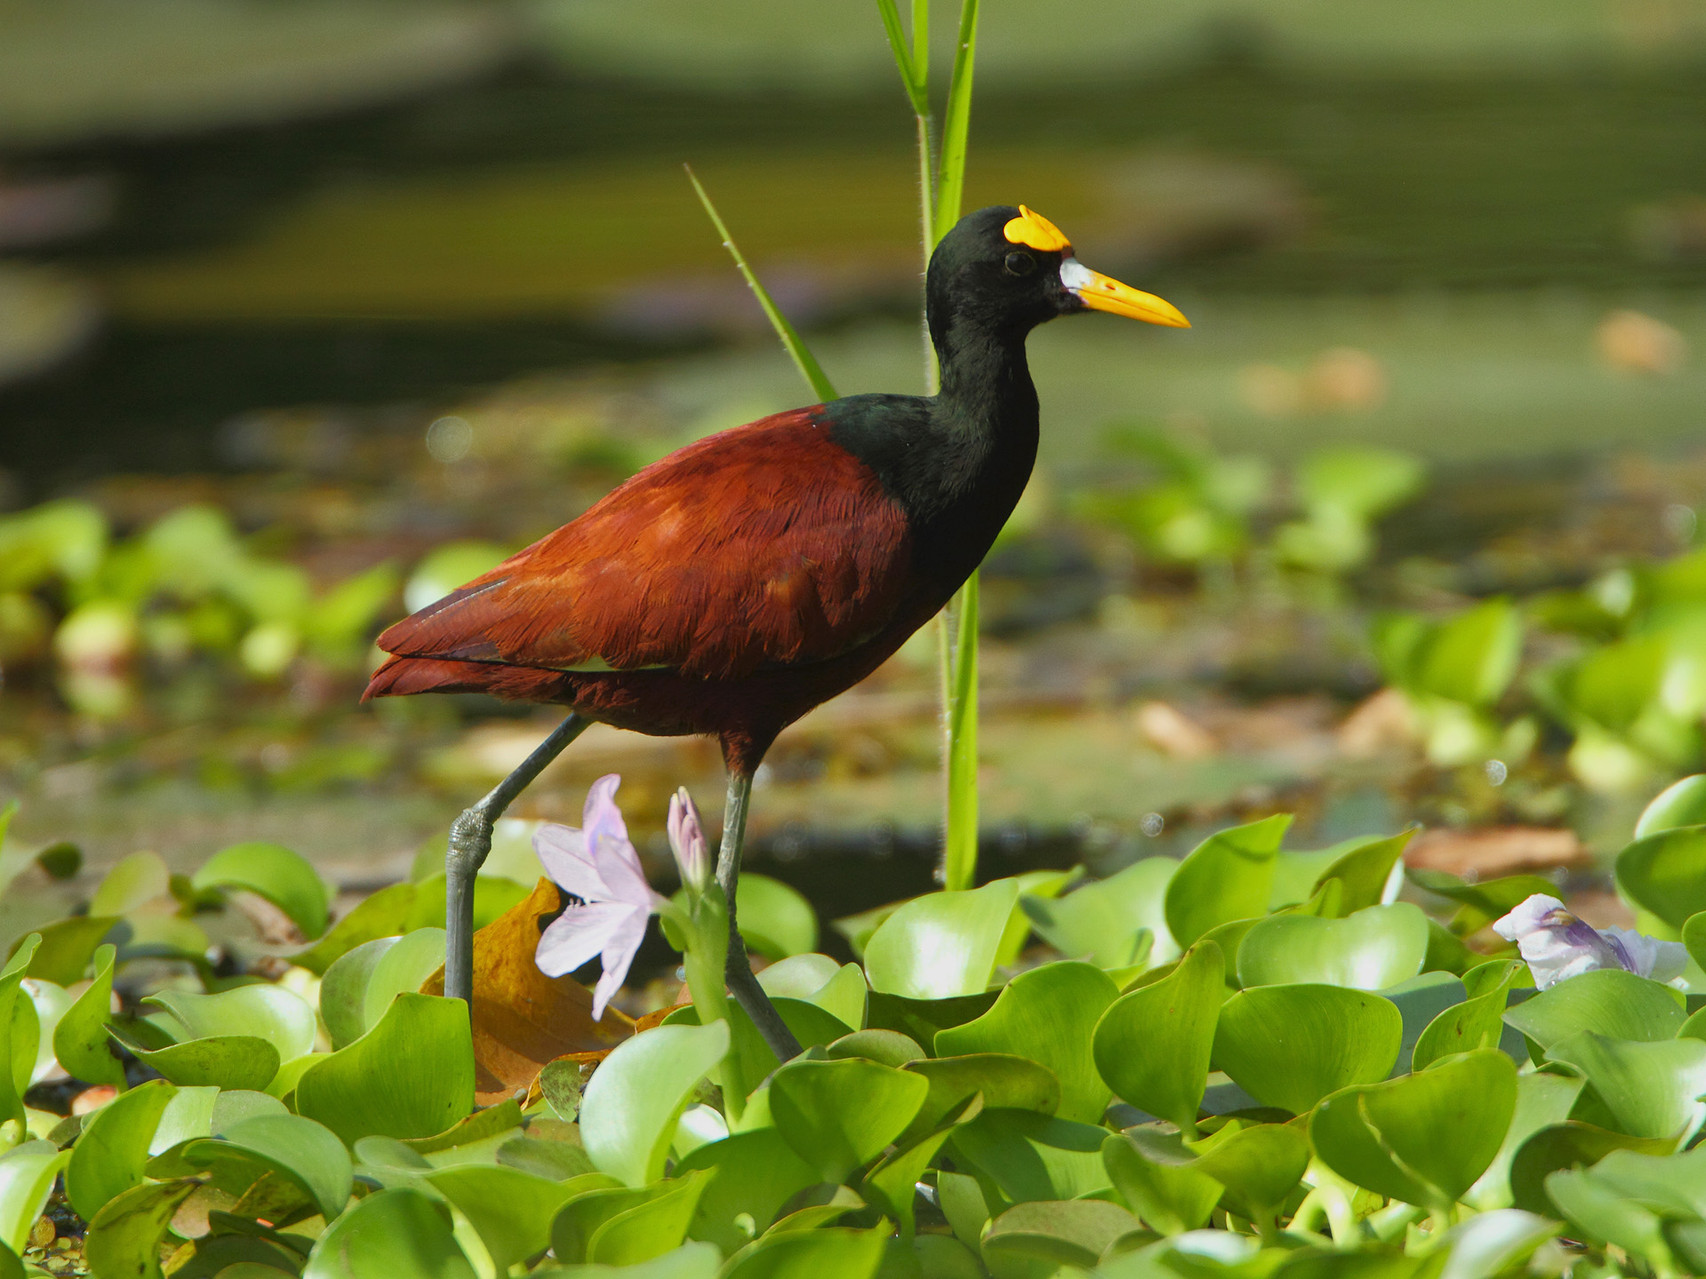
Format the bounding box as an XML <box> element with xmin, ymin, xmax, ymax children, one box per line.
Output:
<box><xmin>0</xmin><ymin>937</ymin><xmax>37</xmax><ymax>1131</ymax></box>
<box><xmin>1093</xmin><ymin>940</ymin><xmax>1222</xmax><ymax>1133</ymax></box>
<box><xmin>193</xmin><ymin>841</ymin><xmax>332</xmax><ymax>940</ymax></box>
<box><xmin>1546</xmin><ymin>1167</ymin><xmax>1671</xmax><ymax>1265</ymax></box>
<box><xmin>84</xmin><ymin>1178</ymin><xmax>200</xmax><ymax>1279</ymax></box>
<box><xmin>934</xmin><ymin>960</ymin><xmax>1117</xmax><ymax>1124</ymax></box>
<box><xmin>1637</xmin><ymin>775</ymin><xmax>1706</xmax><ymax>838</ymax></box>
<box><xmin>721</xmin><ymin>1225</ymin><xmax>887</xmax><ymax>1279</ymax></box>
<box><xmin>1466</xmin><ymin>1070</ymin><xmax>1584</xmax><ymax>1211</ymax></box>
<box><xmin>864</xmin><ymin>879</ymin><xmax>1019</xmax><ymax>1000</ymax></box>
<box><xmin>0</xmin><ymin>1141</ymin><xmax>70</xmax><ymax>1255</ymax></box>
<box><xmin>948</xmin><ymin>1109</ymin><xmax>1111</xmax><ymax>1204</ymax></box>
<box><xmin>1237</xmin><ymin>903</ymin><xmax>1429</xmax><ymax>991</ymax></box>
<box><xmin>587</xmin><ymin>1171</ymin><xmax>710</xmax><ymax>1265</ymax></box>
<box><xmin>1212</xmin><ymin>984</ymin><xmax>1402</xmax><ymax>1115</ymax></box>
<box><xmin>360</xmin><ymin>929</ymin><xmax>446</xmax><ymax>1040</ymax></box>
<box><xmin>1548</xmin><ymin>1030</ymin><xmax>1706</xmax><ymax>1140</ymax></box>
<box><xmin>827</xmin><ymin>1029</ymin><xmax>920</xmax><ymax>1068</ymax></box>
<box><xmin>1432</xmin><ymin>1209</ymin><xmax>1560</xmax><ymax>1279</ymax></box>
<box><xmin>863</xmin><ymin>1112</ymin><xmax>966</xmax><ymax>1235</ymax></box>
<box><xmin>733</xmin><ymin>875</ymin><xmax>818</xmax><ymax>960</ymax></box>
<box><xmin>295</xmin><ymin>993</ymin><xmax>474</xmax><ymax>1145</ymax></box>
<box><xmin>23</xmin><ymin>915</ymin><xmax>117</xmax><ymax>986</ymax></box>
<box><xmin>293</xmin><ymin>882</ymin><xmax>419</xmax><ymax>975</ymax></box>
<box><xmin>178</xmin><ymin>1113</ymin><xmax>352</xmax><ymax>1220</ymax></box>
<box><xmin>1311</xmin><ymin>1049</ymin><xmax>1517</xmax><ymax>1208</ymax></box>
<box><xmin>865</xmin><ymin>990</ymin><xmax>998</xmax><ymax>1046</ymax></box>
<box><xmin>1312</xmin><ymin>831</ymin><xmax>1415</xmax><ymax>916</ymax></box>
<box><xmin>982</xmin><ymin>1199</ymin><xmax>1144</xmax><ymax>1269</ymax></box>
<box><xmin>1502</xmin><ymin>968</ymin><xmax>1683</xmax><ymax>1051</ymax></box>
<box><xmin>1165</xmin><ymin>814</ymin><xmax>1291</xmax><ymax>948</ymax></box>
<box><xmin>53</xmin><ymin>942</ymin><xmax>123</xmax><ymax>1087</ymax></box>
<box><xmin>1507</xmin><ymin>1120</ymin><xmax>1676</xmax><ymax>1217</ymax></box>
<box><xmin>759</xmin><ymin>955</ymin><xmax>866</xmax><ymax>1031</ymax></box>
<box><xmin>1617</xmin><ymin>825</ymin><xmax>1706</xmax><ymax>931</ymax></box>
<box><xmin>302</xmin><ymin>1186</ymin><xmax>475</xmax><ymax>1279</ymax></box>
<box><xmin>91</xmin><ymin>850</ymin><xmax>171</xmax><ymax>917</ymax></box>
<box><xmin>1190</xmin><ymin>1121</ymin><xmax>1311</xmax><ymax>1222</ymax></box>
<box><xmin>551</xmin><ymin>1180</ymin><xmax>685</xmax><ymax>1264</ymax></box>
<box><xmin>1022</xmin><ymin>857</ymin><xmax>1174</xmax><ymax>969</ymax></box>
<box><xmin>676</xmin><ymin>1129</ymin><xmax>819</xmax><ymax>1254</ymax></box>
<box><xmin>1102</xmin><ymin>1130</ymin><xmax>1222</xmax><ymax>1236</ymax></box>
<box><xmin>130</xmin><ymin>1034</ymin><xmax>279</xmax><ymax>1092</ymax></box>
<box><xmin>1413</xmin><ymin>962</ymin><xmax>1519</xmax><ymax>1072</ymax></box>
<box><xmin>581</xmin><ymin>1020</ymin><xmax>729</xmax><ymax>1187</ymax></box>
<box><xmin>146</xmin><ymin>984</ymin><xmax>317</xmax><ymax>1061</ymax></box>
<box><xmin>426</xmin><ymin>1164</ymin><xmax>580</xmax><ymax>1273</ymax></box>
<box><xmin>65</xmin><ymin>1079</ymin><xmax>176</xmax><ymax>1221</ymax></box>
<box><xmin>899</xmin><ymin>1053</ymin><xmax>1059</xmax><ymax>1145</ymax></box>
<box><xmin>769</xmin><ymin>1058</ymin><xmax>928</xmax><ymax>1183</ymax></box>
<box><xmin>1382</xmin><ymin>597</ymin><xmax>1523</xmax><ymax>707</ymax></box>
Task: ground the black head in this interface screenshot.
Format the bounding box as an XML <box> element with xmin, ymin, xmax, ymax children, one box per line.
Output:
<box><xmin>926</xmin><ymin>204</ymin><xmax>1189</xmax><ymax>345</ymax></box>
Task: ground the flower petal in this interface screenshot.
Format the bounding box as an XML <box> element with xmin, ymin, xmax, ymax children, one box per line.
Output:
<box><xmin>533</xmin><ymin>823</ymin><xmax>610</xmax><ymax>903</ymax></box>
<box><xmin>582</xmin><ymin>774</ymin><xmax>631</xmax><ymax>863</ymax></box>
<box><xmin>1603</xmin><ymin>927</ymin><xmax>1691</xmax><ymax>986</ymax></box>
<box><xmin>591</xmin><ymin>906</ymin><xmax>650</xmax><ymax>1020</ymax></box>
<box><xmin>669</xmin><ymin>788</ymin><xmax>711</xmax><ymax>893</ymax></box>
<box><xmin>1493</xmin><ymin>893</ymin><xmax>1625</xmax><ymax>990</ymax></box>
<box><xmin>536</xmin><ymin>901</ymin><xmax>639</xmax><ymax>978</ymax></box>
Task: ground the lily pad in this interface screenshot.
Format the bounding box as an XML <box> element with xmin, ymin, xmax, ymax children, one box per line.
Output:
<box><xmin>193</xmin><ymin>841</ymin><xmax>332</xmax><ymax>940</ymax></box>
<box><xmin>1236</xmin><ymin>904</ymin><xmax>1428</xmax><ymax>991</ymax></box>
<box><xmin>1093</xmin><ymin>940</ymin><xmax>1222</xmax><ymax>1133</ymax></box>
<box><xmin>1165</xmin><ymin>814</ymin><xmax>1291</xmax><ymax>947</ymax></box>
<box><xmin>935</xmin><ymin>961</ymin><xmax>1118</xmax><ymax>1123</ymax></box>
<box><xmin>1212</xmin><ymin>984</ymin><xmax>1402</xmax><ymax>1114</ymax></box>
<box><xmin>864</xmin><ymin>880</ymin><xmax>1019</xmax><ymax>1000</ymax></box>
<box><xmin>581</xmin><ymin>1020</ymin><xmax>730</xmax><ymax>1187</ymax></box>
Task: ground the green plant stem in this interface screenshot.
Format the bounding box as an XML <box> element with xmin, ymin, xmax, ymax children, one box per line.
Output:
<box><xmin>676</xmin><ymin>892</ymin><xmax>742</xmax><ymax>1121</ymax></box>
<box><xmin>943</xmin><ymin>573</ymin><xmax>979</xmax><ymax>890</ymax></box>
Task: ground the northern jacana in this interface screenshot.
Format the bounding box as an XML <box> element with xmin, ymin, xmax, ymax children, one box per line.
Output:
<box><xmin>364</xmin><ymin>205</ymin><xmax>1188</xmax><ymax>1058</ymax></box>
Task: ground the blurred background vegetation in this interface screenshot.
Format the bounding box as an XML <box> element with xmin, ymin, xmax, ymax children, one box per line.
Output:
<box><xmin>4</xmin><ymin>0</ymin><xmax>1706</xmax><ymax>948</ymax></box>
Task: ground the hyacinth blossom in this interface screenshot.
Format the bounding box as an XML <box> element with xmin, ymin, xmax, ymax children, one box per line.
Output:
<box><xmin>1492</xmin><ymin>893</ymin><xmax>1689</xmax><ymax>990</ymax></box>
<box><xmin>534</xmin><ymin>773</ymin><xmax>711</xmax><ymax>1019</ymax></box>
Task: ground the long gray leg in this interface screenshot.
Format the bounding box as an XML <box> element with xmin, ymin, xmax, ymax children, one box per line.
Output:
<box><xmin>717</xmin><ymin>770</ymin><xmax>804</xmax><ymax>1062</ymax></box>
<box><xmin>445</xmin><ymin>712</ymin><xmax>591</xmax><ymax>1004</ymax></box>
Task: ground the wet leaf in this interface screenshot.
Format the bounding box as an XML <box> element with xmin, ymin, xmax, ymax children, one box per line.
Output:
<box><xmin>1236</xmin><ymin>903</ymin><xmax>1429</xmax><ymax>991</ymax></box>
<box><xmin>1165</xmin><ymin>814</ymin><xmax>1291</xmax><ymax>947</ymax></box>
<box><xmin>420</xmin><ymin>880</ymin><xmax>634</xmax><ymax>1104</ymax></box>
<box><xmin>84</xmin><ymin>1178</ymin><xmax>199</xmax><ymax>1279</ymax></box>
<box><xmin>1310</xmin><ymin>1049</ymin><xmax>1517</xmax><ymax>1207</ymax></box>
<box><xmin>295</xmin><ymin>993</ymin><xmax>475</xmax><ymax>1145</ymax></box>
<box><xmin>192</xmin><ymin>842</ymin><xmax>331</xmax><ymax>940</ymax></box>
<box><xmin>0</xmin><ymin>1141</ymin><xmax>69</xmax><ymax>1254</ymax></box>
<box><xmin>65</xmin><ymin>1079</ymin><xmax>176</xmax><ymax>1221</ymax></box>
<box><xmin>177</xmin><ymin>1113</ymin><xmax>352</xmax><ymax>1219</ymax></box>
<box><xmin>146</xmin><ymin>984</ymin><xmax>316</xmax><ymax>1061</ymax></box>
<box><xmin>769</xmin><ymin>1058</ymin><xmax>928</xmax><ymax>1183</ymax></box>
<box><xmin>130</xmin><ymin>1034</ymin><xmax>279</xmax><ymax>1092</ymax></box>
<box><xmin>935</xmin><ymin>960</ymin><xmax>1117</xmax><ymax>1123</ymax></box>
<box><xmin>302</xmin><ymin>1186</ymin><xmax>475</xmax><ymax>1279</ymax></box>
<box><xmin>1502</xmin><ymin>968</ymin><xmax>1683</xmax><ymax>1051</ymax></box>
<box><xmin>864</xmin><ymin>879</ymin><xmax>1019</xmax><ymax>1000</ymax></box>
<box><xmin>425</xmin><ymin>1164</ymin><xmax>582</xmax><ymax>1272</ymax></box>
<box><xmin>1212</xmin><ymin>984</ymin><xmax>1402</xmax><ymax>1114</ymax></box>
<box><xmin>1093</xmin><ymin>940</ymin><xmax>1222</xmax><ymax>1133</ymax></box>
<box><xmin>1617</xmin><ymin>826</ymin><xmax>1706</xmax><ymax>930</ymax></box>
<box><xmin>581</xmin><ymin>1020</ymin><xmax>729</xmax><ymax>1187</ymax></box>
<box><xmin>53</xmin><ymin>942</ymin><xmax>123</xmax><ymax>1086</ymax></box>
<box><xmin>1547</xmin><ymin>1030</ymin><xmax>1706</xmax><ymax>1140</ymax></box>
<box><xmin>1022</xmin><ymin>857</ymin><xmax>1175</xmax><ymax>969</ymax></box>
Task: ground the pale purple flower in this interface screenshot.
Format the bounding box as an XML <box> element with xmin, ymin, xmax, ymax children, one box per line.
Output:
<box><xmin>1493</xmin><ymin>893</ymin><xmax>1688</xmax><ymax>990</ymax></box>
<box><xmin>534</xmin><ymin>774</ymin><xmax>668</xmax><ymax>1019</ymax></box>
<box><xmin>668</xmin><ymin>787</ymin><xmax>711</xmax><ymax>895</ymax></box>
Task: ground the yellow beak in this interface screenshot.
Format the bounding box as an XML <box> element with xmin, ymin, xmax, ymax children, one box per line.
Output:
<box><xmin>1061</xmin><ymin>259</ymin><xmax>1190</xmax><ymax>328</ymax></box>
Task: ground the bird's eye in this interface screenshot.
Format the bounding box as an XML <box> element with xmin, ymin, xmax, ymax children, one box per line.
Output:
<box><xmin>1003</xmin><ymin>251</ymin><xmax>1037</xmax><ymax>276</ymax></box>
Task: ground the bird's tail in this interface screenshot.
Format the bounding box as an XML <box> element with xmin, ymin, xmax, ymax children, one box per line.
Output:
<box><xmin>361</xmin><ymin>654</ymin><xmax>572</xmax><ymax>704</ymax></box>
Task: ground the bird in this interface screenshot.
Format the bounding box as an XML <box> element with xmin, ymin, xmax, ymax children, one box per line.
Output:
<box><xmin>363</xmin><ymin>204</ymin><xmax>1188</xmax><ymax>1060</ymax></box>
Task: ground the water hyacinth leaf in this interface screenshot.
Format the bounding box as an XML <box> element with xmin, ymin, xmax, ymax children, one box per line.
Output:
<box><xmin>1637</xmin><ymin>775</ymin><xmax>1706</xmax><ymax>838</ymax></box>
<box><xmin>1466</xmin><ymin>1070</ymin><xmax>1584</xmax><ymax>1210</ymax></box>
<box><xmin>295</xmin><ymin>993</ymin><xmax>475</xmax><ymax>1145</ymax></box>
<box><xmin>721</xmin><ymin>1225</ymin><xmax>887</xmax><ymax>1279</ymax></box>
<box><xmin>1409</xmin><ymin>869</ymin><xmax>1561</xmax><ymax>936</ymax></box>
<box><xmin>424</xmin><ymin>1164</ymin><xmax>582</xmax><ymax>1273</ymax></box>
<box><xmin>1392</xmin><ymin>597</ymin><xmax>1523</xmax><ymax>707</ymax></box>
<box><xmin>947</xmin><ymin>1110</ymin><xmax>1112</xmax><ymax>1203</ymax></box>
<box><xmin>587</xmin><ymin>1171</ymin><xmax>711</xmax><ymax>1265</ymax></box>
<box><xmin>1434</xmin><ymin>1210</ymin><xmax>1560</xmax><ymax>1279</ymax></box>
<box><xmin>302</xmin><ymin>1186</ymin><xmax>476</xmax><ymax>1279</ymax></box>
<box><xmin>982</xmin><ymin>1199</ymin><xmax>1145</xmax><ymax>1269</ymax></box>
<box><xmin>51</xmin><ymin>941</ymin><xmax>122</xmax><ymax>1087</ymax></box>
<box><xmin>177</xmin><ymin>1113</ymin><xmax>352</xmax><ymax>1220</ymax></box>
<box><xmin>732</xmin><ymin>874</ymin><xmax>817</xmax><ymax>959</ymax></box>
<box><xmin>363</xmin><ymin>927</ymin><xmax>446</xmax><ymax>1030</ymax></box>
<box><xmin>1412</xmin><ymin>965</ymin><xmax>1518</xmax><ymax>1073</ymax></box>
<box><xmin>759</xmin><ymin>955</ymin><xmax>866</xmax><ymax>1030</ymax></box>
<box><xmin>65</xmin><ymin>1079</ymin><xmax>175</xmax><ymax>1220</ymax></box>
<box><xmin>828</xmin><ymin>1029</ymin><xmax>921</xmax><ymax>1068</ymax></box>
<box><xmin>1617</xmin><ymin>826</ymin><xmax>1706</xmax><ymax>930</ymax></box>
<box><xmin>1310</xmin><ymin>1049</ymin><xmax>1517</xmax><ymax>1208</ymax></box>
<box><xmin>20</xmin><ymin>980</ymin><xmax>68</xmax><ymax>1089</ymax></box>
<box><xmin>0</xmin><ymin>1141</ymin><xmax>69</xmax><ymax>1254</ymax></box>
<box><xmin>83</xmin><ymin>1178</ymin><xmax>200</xmax><ymax>1279</ymax></box>
<box><xmin>1502</xmin><ymin>968</ymin><xmax>1683</xmax><ymax>1051</ymax></box>
<box><xmin>581</xmin><ymin>1020</ymin><xmax>729</xmax><ymax>1187</ymax></box>
<box><xmin>1311</xmin><ymin>830</ymin><xmax>1415</xmax><ymax>915</ymax></box>
<box><xmin>293</xmin><ymin>882</ymin><xmax>419</xmax><ymax>975</ymax></box>
<box><xmin>146</xmin><ymin>984</ymin><xmax>317</xmax><ymax>1061</ymax></box>
<box><xmin>864</xmin><ymin>879</ymin><xmax>1018</xmax><ymax>999</ymax></box>
<box><xmin>899</xmin><ymin>1053</ymin><xmax>1059</xmax><ymax>1144</ymax></box>
<box><xmin>1507</xmin><ymin>1121</ymin><xmax>1676</xmax><ymax>1217</ymax></box>
<box><xmin>1164</xmin><ymin>814</ymin><xmax>1291</xmax><ymax>948</ymax></box>
<box><xmin>90</xmin><ymin>850</ymin><xmax>171</xmax><ymax>917</ymax></box>
<box><xmin>864</xmin><ymin>990</ymin><xmax>998</xmax><ymax>1046</ymax></box>
<box><xmin>131</xmin><ymin>1034</ymin><xmax>279</xmax><ymax>1092</ymax></box>
<box><xmin>675</xmin><ymin>1129</ymin><xmax>821</xmax><ymax>1254</ymax></box>
<box><xmin>22</xmin><ymin>916</ymin><xmax>117</xmax><ymax>986</ymax></box>
<box><xmin>192</xmin><ymin>842</ymin><xmax>331</xmax><ymax>940</ymax></box>
<box><xmin>0</xmin><ymin>936</ymin><xmax>40</xmax><ymax>1129</ymax></box>
<box><xmin>319</xmin><ymin>936</ymin><xmax>397</xmax><ymax>1050</ymax></box>
<box><xmin>1212</xmin><ymin>984</ymin><xmax>1402</xmax><ymax>1114</ymax></box>
<box><xmin>863</xmin><ymin>1110</ymin><xmax>968</xmax><ymax>1234</ymax></box>
<box><xmin>149</xmin><ymin>1085</ymin><xmax>218</xmax><ymax>1154</ymax></box>
<box><xmin>552</xmin><ymin>1182</ymin><xmax>681</xmax><ymax>1264</ymax></box>
<box><xmin>1547</xmin><ymin>1030</ymin><xmax>1706</xmax><ymax>1140</ymax></box>
<box><xmin>934</xmin><ymin>961</ymin><xmax>1117</xmax><ymax>1124</ymax></box>
<box><xmin>769</xmin><ymin>1057</ymin><xmax>928</xmax><ymax>1182</ymax></box>
<box><xmin>1102</xmin><ymin>1131</ymin><xmax>1222</xmax><ymax>1235</ymax></box>
<box><xmin>1190</xmin><ymin>1122</ymin><xmax>1310</xmax><ymax>1222</ymax></box>
<box><xmin>1093</xmin><ymin>940</ymin><xmax>1221</xmax><ymax>1133</ymax></box>
<box><xmin>1236</xmin><ymin>903</ymin><xmax>1428</xmax><ymax>991</ymax></box>
<box><xmin>1546</xmin><ymin>1168</ymin><xmax>1673</xmax><ymax>1263</ymax></box>
<box><xmin>1022</xmin><ymin>857</ymin><xmax>1176</xmax><ymax>969</ymax></box>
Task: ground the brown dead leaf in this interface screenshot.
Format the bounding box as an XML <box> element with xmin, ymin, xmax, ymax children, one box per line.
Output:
<box><xmin>1135</xmin><ymin>701</ymin><xmax>1217</xmax><ymax>759</ymax></box>
<box><xmin>422</xmin><ymin>878</ymin><xmax>634</xmax><ymax>1106</ymax></box>
<box><xmin>1337</xmin><ymin>688</ymin><xmax>1415</xmax><ymax>757</ymax></box>
<box><xmin>1406</xmin><ymin>826</ymin><xmax>1591</xmax><ymax>879</ymax></box>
